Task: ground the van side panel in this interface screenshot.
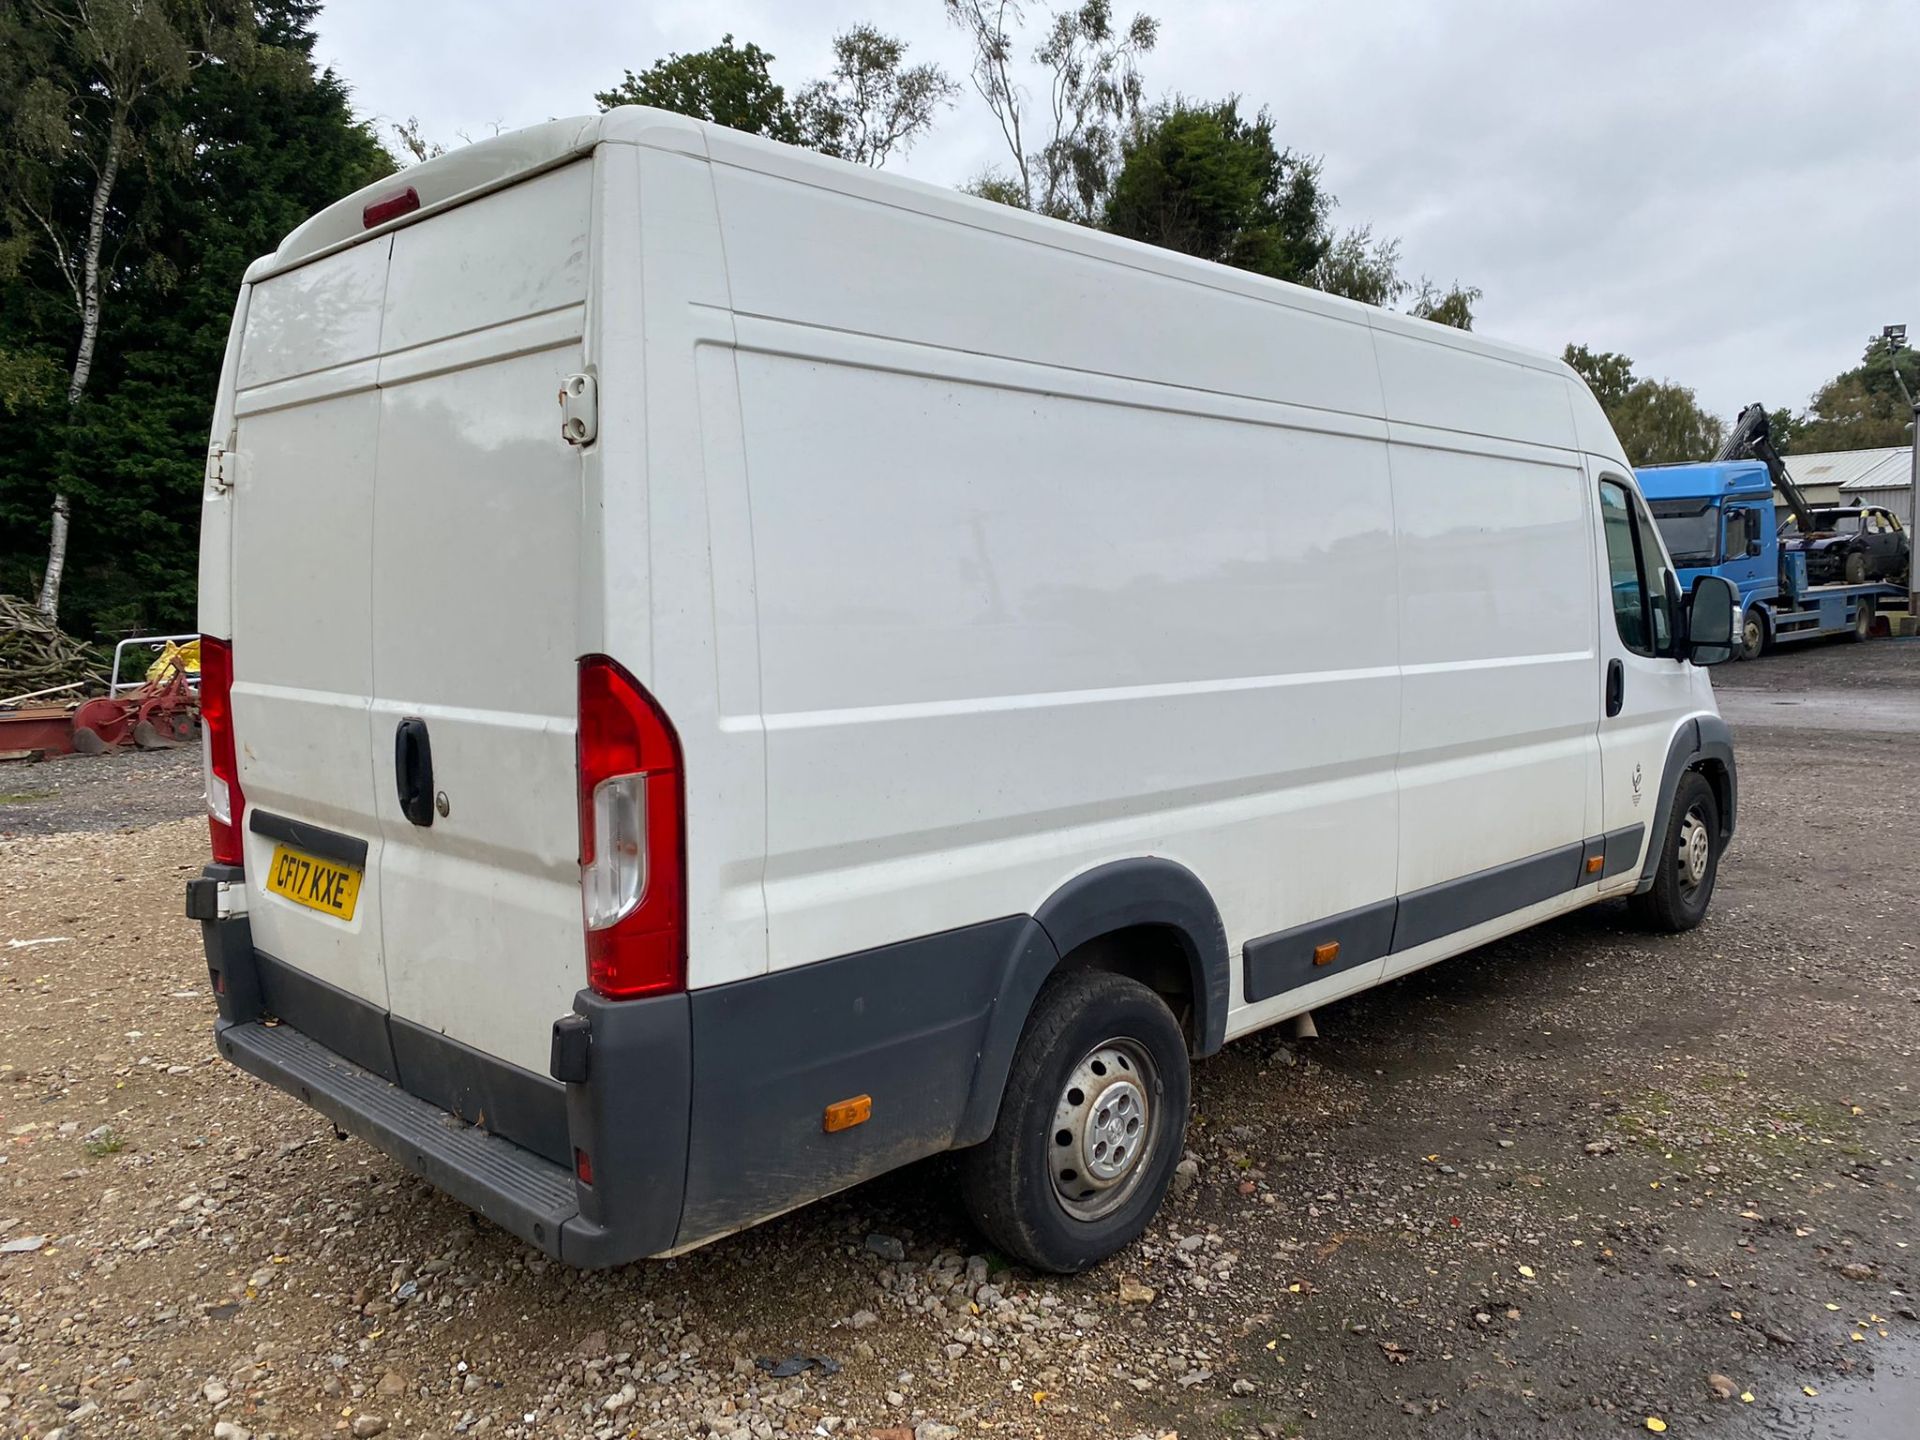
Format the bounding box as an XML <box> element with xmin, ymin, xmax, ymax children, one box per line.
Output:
<box><xmin>709</xmin><ymin>164</ymin><xmax>1402</xmax><ymax>1000</ymax></box>
<box><xmin>706</xmin><ymin>149</ymin><xmax>1382</xmax><ymax>419</ymax></box>
<box><xmin>1386</xmin><ymin>432</ymin><xmax>1598</xmax><ymax>896</ymax></box>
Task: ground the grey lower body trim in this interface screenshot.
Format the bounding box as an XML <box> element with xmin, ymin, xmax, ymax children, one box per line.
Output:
<box><xmin>198</xmin><ymin>873</ymin><xmax>1056</xmax><ymax>1269</ymax></box>
<box><xmin>1602</xmin><ymin>824</ymin><xmax>1645</xmax><ymax>879</ymax></box>
<box><xmin>247</xmin><ymin>950</ymin><xmax>567</xmax><ymax>1165</ymax></box>
<box><xmin>677</xmin><ymin>916</ymin><xmax>1033</xmax><ymax>1247</ymax></box>
<box><xmin>1241</xmin><ymin>826</ymin><xmax>1649</xmax><ymax>1005</ymax></box>
<box><xmin>1243</xmin><ymin>899</ymin><xmax>1396</xmax><ymax>1002</ymax></box>
<box><xmin>1391</xmin><ymin>841</ymin><xmax>1587</xmax><ymax>953</ymax></box>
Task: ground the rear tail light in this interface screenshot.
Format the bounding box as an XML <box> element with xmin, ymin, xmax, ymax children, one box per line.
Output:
<box><xmin>576</xmin><ymin>656</ymin><xmax>684</xmax><ymax>998</ymax></box>
<box><xmin>200</xmin><ymin>636</ymin><xmax>245</xmax><ymax>867</ymax></box>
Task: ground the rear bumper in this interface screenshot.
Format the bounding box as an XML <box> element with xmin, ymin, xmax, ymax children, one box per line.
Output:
<box><xmin>192</xmin><ymin>867</ymin><xmax>687</xmax><ymax>1268</ymax></box>
<box><xmin>193</xmin><ymin>867</ymin><xmax>1059</xmax><ymax>1267</ymax></box>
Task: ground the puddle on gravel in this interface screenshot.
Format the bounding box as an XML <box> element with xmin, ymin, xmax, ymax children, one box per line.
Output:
<box><xmin>1757</xmin><ymin>1326</ymin><xmax>1920</xmax><ymax>1439</ymax></box>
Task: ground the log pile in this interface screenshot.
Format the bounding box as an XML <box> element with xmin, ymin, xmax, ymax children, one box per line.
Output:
<box><xmin>0</xmin><ymin>593</ymin><xmax>106</xmax><ymax>702</ymax></box>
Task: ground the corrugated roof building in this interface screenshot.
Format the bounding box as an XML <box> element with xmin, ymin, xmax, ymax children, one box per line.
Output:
<box><xmin>1773</xmin><ymin>447</ymin><xmax>1913</xmax><ymax>517</ymax></box>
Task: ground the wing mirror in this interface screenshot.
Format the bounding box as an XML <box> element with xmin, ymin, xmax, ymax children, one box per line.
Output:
<box><xmin>1685</xmin><ymin>574</ymin><xmax>1738</xmax><ymax>666</ymax></box>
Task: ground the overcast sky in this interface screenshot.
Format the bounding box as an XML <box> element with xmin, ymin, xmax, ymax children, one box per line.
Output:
<box><xmin>312</xmin><ymin>0</ymin><xmax>1918</xmax><ymax>423</ymax></box>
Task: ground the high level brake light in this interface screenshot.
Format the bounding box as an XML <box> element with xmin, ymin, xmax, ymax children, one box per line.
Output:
<box><xmin>200</xmin><ymin>636</ymin><xmax>245</xmax><ymax>867</ymax></box>
<box><xmin>362</xmin><ymin>186</ymin><xmax>420</xmax><ymax>229</ymax></box>
<box><xmin>576</xmin><ymin>656</ymin><xmax>685</xmax><ymax>998</ymax></box>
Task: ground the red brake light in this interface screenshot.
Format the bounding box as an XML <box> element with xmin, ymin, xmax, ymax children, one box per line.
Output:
<box><xmin>200</xmin><ymin>636</ymin><xmax>245</xmax><ymax>867</ymax></box>
<box><xmin>362</xmin><ymin>186</ymin><xmax>420</xmax><ymax>229</ymax></box>
<box><xmin>576</xmin><ymin>656</ymin><xmax>684</xmax><ymax>999</ymax></box>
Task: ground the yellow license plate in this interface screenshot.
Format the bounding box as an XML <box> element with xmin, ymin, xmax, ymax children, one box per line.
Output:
<box><xmin>265</xmin><ymin>843</ymin><xmax>362</xmax><ymax>921</ymax></box>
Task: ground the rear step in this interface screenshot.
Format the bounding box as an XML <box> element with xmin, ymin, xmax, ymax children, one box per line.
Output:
<box><xmin>217</xmin><ymin>1019</ymin><xmax>576</xmax><ymax>1257</ymax></box>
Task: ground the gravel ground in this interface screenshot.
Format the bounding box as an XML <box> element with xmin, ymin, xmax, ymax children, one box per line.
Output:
<box><xmin>0</xmin><ymin>747</ymin><xmax>201</xmax><ymax>838</ymax></box>
<box><xmin>1</xmin><ymin>637</ymin><xmax>1915</xmax><ymax>1440</ymax></box>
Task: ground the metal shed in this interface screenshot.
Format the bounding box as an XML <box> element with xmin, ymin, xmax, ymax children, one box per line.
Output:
<box><xmin>1775</xmin><ymin>447</ymin><xmax>1912</xmax><ymax>518</ymax></box>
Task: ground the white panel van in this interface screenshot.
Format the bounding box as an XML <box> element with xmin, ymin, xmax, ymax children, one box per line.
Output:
<box><xmin>191</xmin><ymin>109</ymin><xmax>1741</xmax><ymax>1272</ymax></box>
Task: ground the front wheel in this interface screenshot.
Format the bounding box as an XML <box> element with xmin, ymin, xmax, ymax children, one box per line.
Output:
<box><xmin>1844</xmin><ymin>551</ymin><xmax>1868</xmax><ymax>584</ymax></box>
<box><xmin>1630</xmin><ymin>770</ymin><xmax>1721</xmax><ymax>933</ymax></box>
<box><xmin>1737</xmin><ymin>607</ymin><xmax>1768</xmax><ymax>661</ymax></box>
<box><xmin>959</xmin><ymin>970</ymin><xmax>1190</xmax><ymax>1273</ymax></box>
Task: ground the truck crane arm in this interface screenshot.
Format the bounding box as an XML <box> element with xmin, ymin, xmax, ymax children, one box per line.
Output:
<box><xmin>1716</xmin><ymin>403</ymin><xmax>1822</xmax><ymax>536</ymax></box>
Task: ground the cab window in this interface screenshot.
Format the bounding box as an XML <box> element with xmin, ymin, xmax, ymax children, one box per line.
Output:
<box><xmin>1723</xmin><ymin>507</ymin><xmax>1753</xmax><ymax>559</ymax></box>
<box><xmin>1599</xmin><ymin>479</ymin><xmax>1672</xmax><ymax>658</ymax></box>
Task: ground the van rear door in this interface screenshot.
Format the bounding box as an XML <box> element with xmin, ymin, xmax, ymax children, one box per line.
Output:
<box><xmin>229</xmin><ymin>238</ymin><xmax>393</xmax><ymax>1025</ymax></box>
<box><xmin>367</xmin><ymin>160</ymin><xmax>595</xmax><ymax>1077</ymax></box>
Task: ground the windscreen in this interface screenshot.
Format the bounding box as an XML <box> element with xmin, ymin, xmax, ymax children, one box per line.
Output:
<box><xmin>1648</xmin><ymin>498</ymin><xmax>1719</xmax><ymax>566</ymax></box>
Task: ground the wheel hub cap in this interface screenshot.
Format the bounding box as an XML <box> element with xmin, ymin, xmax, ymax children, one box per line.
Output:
<box><xmin>1678</xmin><ymin>810</ymin><xmax>1711</xmax><ymax>887</ymax></box>
<box><xmin>1051</xmin><ymin>1040</ymin><xmax>1158</xmax><ymax>1221</ymax></box>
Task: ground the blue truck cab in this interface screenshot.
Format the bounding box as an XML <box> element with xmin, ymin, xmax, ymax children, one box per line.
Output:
<box><xmin>1636</xmin><ymin>459</ymin><xmax>1895</xmax><ymax>656</ymax></box>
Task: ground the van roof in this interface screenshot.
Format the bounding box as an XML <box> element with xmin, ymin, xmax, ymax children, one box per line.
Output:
<box><xmin>251</xmin><ymin>110</ymin><xmax>706</xmax><ymax>278</ymax></box>
<box><xmin>1635</xmin><ymin>460</ymin><xmax>1774</xmax><ymax>501</ymax></box>
<box><xmin>249</xmin><ymin>107</ymin><xmax>1586</xmax><ymax>403</ymax></box>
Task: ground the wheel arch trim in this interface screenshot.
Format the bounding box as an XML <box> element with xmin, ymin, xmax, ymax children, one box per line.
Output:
<box><xmin>1635</xmin><ymin>714</ymin><xmax>1737</xmax><ymax>894</ymax></box>
<box><xmin>1030</xmin><ymin>857</ymin><xmax>1231</xmax><ymax>1060</ymax></box>
<box><xmin>953</xmin><ymin>857</ymin><xmax>1230</xmax><ymax>1148</ymax></box>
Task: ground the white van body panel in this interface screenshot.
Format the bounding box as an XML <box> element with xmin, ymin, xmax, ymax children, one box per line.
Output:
<box><xmin>201</xmin><ymin>111</ymin><xmax>1729</xmax><ymax>1260</ymax></box>
<box><xmin>228</xmin><ymin>238</ymin><xmax>391</xmax><ymax>1011</ymax></box>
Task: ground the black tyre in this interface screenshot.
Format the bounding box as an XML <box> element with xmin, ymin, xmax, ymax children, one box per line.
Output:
<box><xmin>1845</xmin><ymin>600</ymin><xmax>1873</xmax><ymax>643</ymax></box>
<box><xmin>958</xmin><ymin>970</ymin><xmax>1190</xmax><ymax>1273</ymax></box>
<box><xmin>1736</xmin><ymin>606</ymin><xmax>1768</xmax><ymax>661</ymax></box>
<box><xmin>1844</xmin><ymin>551</ymin><xmax>1867</xmax><ymax>584</ymax></box>
<box><xmin>1629</xmin><ymin>770</ymin><xmax>1721</xmax><ymax>933</ymax></box>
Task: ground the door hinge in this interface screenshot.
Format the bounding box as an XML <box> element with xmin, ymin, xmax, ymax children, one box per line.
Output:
<box><xmin>559</xmin><ymin>372</ymin><xmax>598</xmax><ymax>446</ymax></box>
<box><xmin>206</xmin><ymin>444</ymin><xmax>233</xmax><ymax>492</ymax></box>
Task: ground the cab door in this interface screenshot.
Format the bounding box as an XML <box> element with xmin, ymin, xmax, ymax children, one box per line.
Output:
<box><xmin>1591</xmin><ymin>465</ymin><xmax>1696</xmax><ymax>889</ymax></box>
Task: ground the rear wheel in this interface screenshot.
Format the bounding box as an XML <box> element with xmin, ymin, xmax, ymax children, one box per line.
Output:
<box><xmin>1737</xmin><ymin>606</ymin><xmax>1768</xmax><ymax>661</ymax></box>
<box><xmin>959</xmin><ymin>970</ymin><xmax>1189</xmax><ymax>1273</ymax></box>
<box><xmin>1846</xmin><ymin>599</ymin><xmax>1874</xmax><ymax>643</ymax></box>
<box><xmin>1630</xmin><ymin>770</ymin><xmax>1721</xmax><ymax>933</ymax></box>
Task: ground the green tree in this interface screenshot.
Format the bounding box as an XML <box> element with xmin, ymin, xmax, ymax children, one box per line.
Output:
<box><xmin>1410</xmin><ymin>279</ymin><xmax>1480</xmax><ymax>332</ymax></box>
<box><xmin>1777</xmin><ymin>334</ymin><xmax>1920</xmax><ymax>452</ymax></box>
<box><xmin>946</xmin><ymin>0</ymin><xmax>1158</xmax><ymax>220</ymax></box>
<box><xmin>1104</xmin><ymin>98</ymin><xmax>1329</xmax><ymax>283</ymax></box>
<box><xmin>595</xmin><ymin>34</ymin><xmax>806</xmax><ymax>144</ymax></box>
<box><xmin>0</xmin><ymin>0</ymin><xmax>391</xmax><ymax>636</ymax></box>
<box><xmin>1313</xmin><ymin>226</ymin><xmax>1403</xmax><ymax>308</ymax></box>
<box><xmin>0</xmin><ymin>0</ymin><xmax>255</xmax><ymax>620</ymax></box>
<box><xmin>1562</xmin><ymin>344</ymin><xmax>1635</xmax><ymax>411</ymax></box>
<box><xmin>597</xmin><ymin>28</ymin><xmax>953</xmax><ymax>169</ymax></box>
<box><xmin>793</xmin><ymin>25</ymin><xmax>958</xmax><ymax>166</ymax></box>
<box><xmin>1563</xmin><ymin>344</ymin><xmax>1723</xmax><ymax>466</ymax></box>
<box><xmin>1100</xmin><ymin>95</ymin><xmax>1478</xmax><ymax>329</ymax></box>
<box><xmin>0</xmin><ymin>347</ymin><xmax>56</xmax><ymax>410</ymax></box>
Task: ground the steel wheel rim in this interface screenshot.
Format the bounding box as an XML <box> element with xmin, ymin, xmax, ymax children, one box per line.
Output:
<box><xmin>1050</xmin><ymin>1037</ymin><xmax>1159</xmax><ymax>1222</ymax></box>
<box><xmin>1743</xmin><ymin>615</ymin><xmax>1763</xmax><ymax>653</ymax></box>
<box><xmin>1677</xmin><ymin>805</ymin><xmax>1712</xmax><ymax>892</ymax></box>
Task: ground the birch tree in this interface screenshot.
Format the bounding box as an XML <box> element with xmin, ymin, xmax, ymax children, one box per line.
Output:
<box><xmin>0</xmin><ymin>0</ymin><xmax>249</xmax><ymax>621</ymax></box>
<box><xmin>945</xmin><ymin>0</ymin><xmax>1157</xmax><ymax>221</ymax></box>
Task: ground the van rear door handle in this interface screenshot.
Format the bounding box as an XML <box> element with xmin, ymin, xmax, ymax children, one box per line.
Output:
<box><xmin>1604</xmin><ymin>659</ymin><xmax>1624</xmax><ymax>718</ymax></box>
<box><xmin>395</xmin><ymin>717</ymin><xmax>434</xmax><ymax>827</ymax></box>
